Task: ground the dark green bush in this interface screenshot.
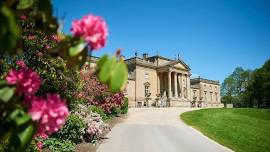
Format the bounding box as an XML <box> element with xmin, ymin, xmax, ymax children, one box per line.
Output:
<box><xmin>43</xmin><ymin>138</ymin><xmax>75</xmax><ymax>152</ymax></box>
<box><xmin>91</xmin><ymin>105</ymin><xmax>110</xmax><ymax>121</ymax></box>
<box><xmin>121</xmin><ymin>97</ymin><xmax>129</xmax><ymax>114</ymax></box>
<box><xmin>55</xmin><ymin>114</ymin><xmax>86</xmax><ymax>144</ymax></box>
<box><xmin>111</xmin><ymin>107</ymin><xmax>121</xmax><ymax>116</ymax></box>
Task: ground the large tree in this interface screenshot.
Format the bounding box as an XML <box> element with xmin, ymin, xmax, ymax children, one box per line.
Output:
<box><xmin>221</xmin><ymin>67</ymin><xmax>252</xmax><ymax>107</ymax></box>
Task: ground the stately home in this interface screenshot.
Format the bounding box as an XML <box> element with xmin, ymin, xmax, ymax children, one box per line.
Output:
<box><xmin>87</xmin><ymin>53</ymin><xmax>222</xmax><ymax>108</ymax></box>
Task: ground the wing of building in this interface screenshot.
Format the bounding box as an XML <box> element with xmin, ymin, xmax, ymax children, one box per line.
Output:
<box><xmin>86</xmin><ymin>53</ymin><xmax>223</xmax><ymax>108</ymax></box>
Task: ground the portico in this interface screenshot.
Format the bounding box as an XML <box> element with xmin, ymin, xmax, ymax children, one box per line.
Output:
<box><xmin>158</xmin><ymin>66</ymin><xmax>191</xmax><ymax>106</ymax></box>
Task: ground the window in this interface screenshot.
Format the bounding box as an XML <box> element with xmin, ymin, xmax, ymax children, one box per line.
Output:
<box><xmin>145</xmin><ymin>73</ymin><xmax>149</xmax><ymax>79</ymax></box>
<box><xmin>145</xmin><ymin>86</ymin><xmax>149</xmax><ymax>97</ymax></box>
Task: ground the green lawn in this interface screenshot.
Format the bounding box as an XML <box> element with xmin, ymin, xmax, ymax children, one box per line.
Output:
<box><xmin>180</xmin><ymin>108</ymin><xmax>270</xmax><ymax>152</ymax></box>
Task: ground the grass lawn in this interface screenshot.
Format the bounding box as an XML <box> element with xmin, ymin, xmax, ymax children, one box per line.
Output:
<box><xmin>180</xmin><ymin>108</ymin><xmax>270</xmax><ymax>152</ymax></box>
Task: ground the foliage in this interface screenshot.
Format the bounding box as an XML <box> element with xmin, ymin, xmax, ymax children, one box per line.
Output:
<box><xmin>181</xmin><ymin>108</ymin><xmax>270</xmax><ymax>152</ymax></box>
<box><xmin>91</xmin><ymin>105</ymin><xmax>110</xmax><ymax>121</ymax></box>
<box><xmin>0</xmin><ymin>0</ymin><xmax>128</xmax><ymax>150</ymax></box>
<box><xmin>55</xmin><ymin>114</ymin><xmax>86</xmax><ymax>144</ymax></box>
<box><xmin>72</xmin><ymin>104</ymin><xmax>107</xmax><ymax>142</ymax></box>
<box><xmin>121</xmin><ymin>97</ymin><xmax>129</xmax><ymax>114</ymax></box>
<box><xmin>79</xmin><ymin>73</ymin><xmax>125</xmax><ymax>113</ymax></box>
<box><xmin>221</xmin><ymin>59</ymin><xmax>270</xmax><ymax>108</ymax></box>
<box><xmin>43</xmin><ymin>138</ymin><xmax>75</xmax><ymax>152</ymax></box>
<box><xmin>221</xmin><ymin>67</ymin><xmax>252</xmax><ymax>107</ymax></box>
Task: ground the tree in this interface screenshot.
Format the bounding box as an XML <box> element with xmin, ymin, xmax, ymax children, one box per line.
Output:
<box><xmin>249</xmin><ymin>59</ymin><xmax>270</xmax><ymax>108</ymax></box>
<box><xmin>221</xmin><ymin>67</ymin><xmax>253</xmax><ymax>107</ymax></box>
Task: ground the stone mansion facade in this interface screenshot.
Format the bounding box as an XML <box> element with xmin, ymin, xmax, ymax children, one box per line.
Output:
<box><xmin>87</xmin><ymin>53</ymin><xmax>222</xmax><ymax>108</ymax></box>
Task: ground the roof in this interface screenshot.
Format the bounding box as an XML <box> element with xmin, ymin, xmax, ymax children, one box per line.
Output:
<box><xmin>191</xmin><ymin>77</ymin><xmax>219</xmax><ymax>85</ymax></box>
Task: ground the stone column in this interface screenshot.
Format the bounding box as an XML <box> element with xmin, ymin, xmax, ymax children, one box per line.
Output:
<box><xmin>187</xmin><ymin>74</ymin><xmax>191</xmax><ymax>101</ymax></box>
<box><xmin>168</xmin><ymin>71</ymin><xmax>171</xmax><ymax>98</ymax></box>
<box><xmin>174</xmin><ymin>72</ymin><xmax>178</xmax><ymax>98</ymax></box>
<box><xmin>185</xmin><ymin>74</ymin><xmax>188</xmax><ymax>98</ymax></box>
<box><xmin>157</xmin><ymin>72</ymin><xmax>160</xmax><ymax>95</ymax></box>
<box><xmin>180</xmin><ymin>73</ymin><xmax>183</xmax><ymax>98</ymax></box>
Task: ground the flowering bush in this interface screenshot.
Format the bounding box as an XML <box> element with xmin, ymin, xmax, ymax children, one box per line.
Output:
<box><xmin>54</xmin><ymin>114</ymin><xmax>86</xmax><ymax>144</ymax></box>
<box><xmin>0</xmin><ymin>0</ymin><xmax>127</xmax><ymax>150</ymax></box>
<box><xmin>72</xmin><ymin>104</ymin><xmax>108</xmax><ymax>142</ymax></box>
<box><xmin>79</xmin><ymin>73</ymin><xmax>125</xmax><ymax>113</ymax></box>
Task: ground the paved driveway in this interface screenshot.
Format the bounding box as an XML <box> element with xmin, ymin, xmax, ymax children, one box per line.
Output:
<box><xmin>97</xmin><ymin>108</ymin><xmax>232</xmax><ymax>152</ymax></box>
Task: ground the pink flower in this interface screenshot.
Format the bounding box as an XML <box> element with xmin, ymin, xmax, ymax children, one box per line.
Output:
<box><xmin>45</xmin><ymin>45</ymin><xmax>51</xmax><ymax>49</ymax></box>
<box><xmin>36</xmin><ymin>141</ymin><xmax>43</xmax><ymax>150</ymax></box>
<box><xmin>6</xmin><ymin>63</ymin><xmax>41</xmax><ymax>95</ymax></box>
<box><xmin>28</xmin><ymin>93</ymin><xmax>69</xmax><ymax>135</ymax></box>
<box><xmin>16</xmin><ymin>60</ymin><xmax>27</xmax><ymax>69</ymax></box>
<box><xmin>87</xmin><ymin>122</ymin><xmax>102</xmax><ymax>136</ymax></box>
<box><xmin>35</xmin><ymin>132</ymin><xmax>48</xmax><ymax>139</ymax></box>
<box><xmin>28</xmin><ymin>35</ymin><xmax>36</xmax><ymax>40</ymax></box>
<box><xmin>20</xmin><ymin>15</ymin><xmax>27</xmax><ymax>20</ymax></box>
<box><xmin>71</xmin><ymin>14</ymin><xmax>108</xmax><ymax>50</ymax></box>
<box><xmin>51</xmin><ymin>34</ymin><xmax>61</xmax><ymax>42</ymax></box>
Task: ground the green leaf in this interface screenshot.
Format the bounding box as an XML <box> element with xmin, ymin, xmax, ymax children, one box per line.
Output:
<box><xmin>66</xmin><ymin>46</ymin><xmax>88</xmax><ymax>69</ymax></box>
<box><xmin>98</xmin><ymin>57</ymin><xmax>116</xmax><ymax>83</ymax></box>
<box><xmin>16</xmin><ymin>0</ymin><xmax>34</xmax><ymax>10</ymax></box>
<box><xmin>0</xmin><ymin>80</ymin><xmax>7</xmax><ymax>87</ymax></box>
<box><xmin>9</xmin><ymin>123</ymin><xmax>35</xmax><ymax>151</ymax></box>
<box><xmin>17</xmin><ymin>124</ymin><xmax>35</xmax><ymax>148</ymax></box>
<box><xmin>0</xmin><ymin>4</ymin><xmax>20</xmax><ymax>54</ymax></box>
<box><xmin>109</xmin><ymin>61</ymin><xmax>128</xmax><ymax>92</ymax></box>
<box><xmin>68</xmin><ymin>42</ymin><xmax>86</xmax><ymax>57</ymax></box>
<box><xmin>8</xmin><ymin>109</ymin><xmax>31</xmax><ymax>126</ymax></box>
<box><xmin>0</xmin><ymin>86</ymin><xmax>15</xmax><ymax>103</ymax></box>
<box><xmin>97</xmin><ymin>54</ymin><xmax>108</xmax><ymax>68</ymax></box>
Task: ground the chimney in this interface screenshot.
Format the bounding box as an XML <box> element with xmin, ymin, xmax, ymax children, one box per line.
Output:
<box><xmin>143</xmin><ymin>53</ymin><xmax>148</xmax><ymax>60</ymax></box>
<box><xmin>120</xmin><ymin>55</ymin><xmax>125</xmax><ymax>60</ymax></box>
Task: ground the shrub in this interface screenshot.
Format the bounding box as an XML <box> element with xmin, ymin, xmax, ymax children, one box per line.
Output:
<box><xmin>43</xmin><ymin>138</ymin><xmax>75</xmax><ymax>152</ymax></box>
<box><xmin>121</xmin><ymin>97</ymin><xmax>129</xmax><ymax>114</ymax></box>
<box><xmin>55</xmin><ymin>114</ymin><xmax>86</xmax><ymax>144</ymax></box>
<box><xmin>111</xmin><ymin>107</ymin><xmax>121</xmax><ymax>116</ymax></box>
<box><xmin>91</xmin><ymin>105</ymin><xmax>110</xmax><ymax>121</ymax></box>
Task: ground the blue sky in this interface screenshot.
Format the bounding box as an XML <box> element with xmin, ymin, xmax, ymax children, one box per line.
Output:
<box><xmin>53</xmin><ymin>0</ymin><xmax>270</xmax><ymax>83</ymax></box>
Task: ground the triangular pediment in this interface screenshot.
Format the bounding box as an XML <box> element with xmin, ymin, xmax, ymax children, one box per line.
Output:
<box><xmin>160</xmin><ymin>60</ymin><xmax>190</xmax><ymax>70</ymax></box>
<box><xmin>173</xmin><ymin>62</ymin><xmax>187</xmax><ymax>69</ymax></box>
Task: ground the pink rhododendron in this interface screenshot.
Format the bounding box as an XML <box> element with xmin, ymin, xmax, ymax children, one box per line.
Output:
<box><xmin>28</xmin><ymin>35</ymin><xmax>36</xmax><ymax>40</ymax></box>
<box><xmin>71</xmin><ymin>14</ymin><xmax>108</xmax><ymax>50</ymax></box>
<box><xmin>16</xmin><ymin>60</ymin><xmax>27</xmax><ymax>69</ymax></box>
<box><xmin>36</xmin><ymin>141</ymin><xmax>43</xmax><ymax>150</ymax></box>
<box><xmin>27</xmin><ymin>94</ymin><xmax>69</xmax><ymax>135</ymax></box>
<box><xmin>20</xmin><ymin>15</ymin><xmax>27</xmax><ymax>20</ymax></box>
<box><xmin>6</xmin><ymin>61</ymin><xmax>41</xmax><ymax>95</ymax></box>
<box><xmin>51</xmin><ymin>34</ymin><xmax>61</xmax><ymax>42</ymax></box>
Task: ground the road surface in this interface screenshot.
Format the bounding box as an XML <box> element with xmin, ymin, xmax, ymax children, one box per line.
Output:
<box><xmin>97</xmin><ymin>108</ymin><xmax>232</xmax><ymax>152</ymax></box>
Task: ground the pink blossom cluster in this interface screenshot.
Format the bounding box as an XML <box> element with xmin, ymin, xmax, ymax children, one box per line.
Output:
<box><xmin>51</xmin><ymin>34</ymin><xmax>61</xmax><ymax>43</ymax></box>
<box><xmin>27</xmin><ymin>94</ymin><xmax>69</xmax><ymax>135</ymax></box>
<box><xmin>86</xmin><ymin>121</ymin><xmax>102</xmax><ymax>136</ymax></box>
<box><xmin>79</xmin><ymin>73</ymin><xmax>124</xmax><ymax>113</ymax></box>
<box><xmin>71</xmin><ymin>14</ymin><xmax>108</xmax><ymax>50</ymax></box>
<box><xmin>6</xmin><ymin>60</ymin><xmax>69</xmax><ymax>138</ymax></box>
<box><xmin>6</xmin><ymin>60</ymin><xmax>41</xmax><ymax>95</ymax></box>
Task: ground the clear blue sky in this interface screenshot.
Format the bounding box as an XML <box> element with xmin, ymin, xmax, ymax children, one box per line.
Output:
<box><xmin>53</xmin><ymin>0</ymin><xmax>270</xmax><ymax>83</ymax></box>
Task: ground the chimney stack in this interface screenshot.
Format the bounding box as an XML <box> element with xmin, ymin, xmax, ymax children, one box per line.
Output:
<box><xmin>143</xmin><ymin>53</ymin><xmax>148</xmax><ymax>60</ymax></box>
